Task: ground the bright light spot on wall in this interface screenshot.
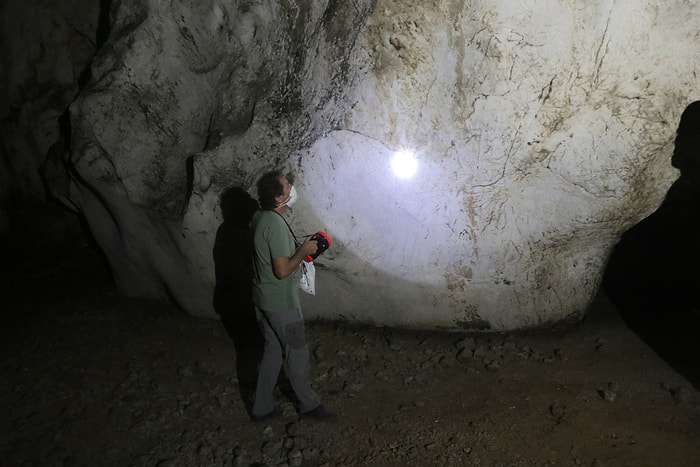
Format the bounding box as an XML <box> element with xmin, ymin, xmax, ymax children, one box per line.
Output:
<box><xmin>391</xmin><ymin>151</ymin><xmax>418</xmax><ymax>179</ymax></box>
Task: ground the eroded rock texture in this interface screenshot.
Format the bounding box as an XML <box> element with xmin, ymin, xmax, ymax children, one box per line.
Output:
<box><xmin>0</xmin><ymin>0</ymin><xmax>100</xmax><ymax>236</ymax></box>
<box><xmin>59</xmin><ymin>1</ymin><xmax>700</xmax><ymax>329</ymax></box>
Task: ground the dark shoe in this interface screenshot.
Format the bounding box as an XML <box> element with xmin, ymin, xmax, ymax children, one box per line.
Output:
<box><xmin>250</xmin><ymin>406</ymin><xmax>283</xmax><ymax>423</ymax></box>
<box><xmin>301</xmin><ymin>404</ymin><xmax>338</xmax><ymax>422</ymax></box>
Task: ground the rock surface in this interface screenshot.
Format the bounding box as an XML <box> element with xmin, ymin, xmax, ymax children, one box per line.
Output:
<box><xmin>6</xmin><ymin>0</ymin><xmax>700</xmax><ymax>329</ymax></box>
<box><xmin>0</xmin><ymin>0</ymin><xmax>100</xmax><ymax>230</ymax></box>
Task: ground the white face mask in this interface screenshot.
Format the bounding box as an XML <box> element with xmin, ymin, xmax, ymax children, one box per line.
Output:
<box><xmin>279</xmin><ymin>185</ymin><xmax>297</xmax><ymax>207</ymax></box>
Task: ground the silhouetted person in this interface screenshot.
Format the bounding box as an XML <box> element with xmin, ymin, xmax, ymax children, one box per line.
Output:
<box><xmin>213</xmin><ymin>186</ymin><xmax>262</xmax><ymax>408</ymax></box>
<box><xmin>603</xmin><ymin>101</ymin><xmax>700</xmax><ymax>388</ymax></box>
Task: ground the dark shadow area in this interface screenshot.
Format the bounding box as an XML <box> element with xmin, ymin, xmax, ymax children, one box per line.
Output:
<box><xmin>77</xmin><ymin>0</ymin><xmax>113</xmax><ymax>89</ymax></box>
<box><xmin>212</xmin><ymin>186</ymin><xmax>263</xmax><ymax>412</ymax></box>
<box><xmin>0</xmin><ymin>199</ymin><xmax>114</xmax><ymax>338</ymax></box>
<box><xmin>603</xmin><ymin>101</ymin><xmax>700</xmax><ymax>390</ymax></box>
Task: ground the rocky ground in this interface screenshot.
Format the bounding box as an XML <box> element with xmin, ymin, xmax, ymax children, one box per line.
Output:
<box><xmin>2</xmin><ymin>243</ymin><xmax>700</xmax><ymax>467</ymax></box>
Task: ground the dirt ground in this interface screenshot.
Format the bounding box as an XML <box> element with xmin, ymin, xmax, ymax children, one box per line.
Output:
<box><xmin>2</xmin><ymin>243</ymin><xmax>699</xmax><ymax>467</ymax></box>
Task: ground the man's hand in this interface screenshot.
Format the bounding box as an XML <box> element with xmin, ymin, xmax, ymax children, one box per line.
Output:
<box><xmin>299</xmin><ymin>236</ymin><xmax>318</xmax><ymax>257</ymax></box>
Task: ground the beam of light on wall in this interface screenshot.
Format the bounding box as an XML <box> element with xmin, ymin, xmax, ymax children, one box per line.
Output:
<box><xmin>300</xmin><ymin>133</ymin><xmax>473</xmax><ymax>285</ymax></box>
<box><xmin>391</xmin><ymin>150</ymin><xmax>418</xmax><ymax>179</ymax></box>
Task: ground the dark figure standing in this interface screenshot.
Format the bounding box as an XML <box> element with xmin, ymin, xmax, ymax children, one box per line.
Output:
<box><xmin>249</xmin><ymin>170</ymin><xmax>337</xmax><ymax>422</ymax></box>
<box><xmin>603</xmin><ymin>101</ymin><xmax>700</xmax><ymax>388</ymax></box>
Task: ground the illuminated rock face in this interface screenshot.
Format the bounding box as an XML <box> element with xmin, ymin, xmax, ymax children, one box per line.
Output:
<box><xmin>68</xmin><ymin>0</ymin><xmax>699</xmax><ymax>330</ymax></box>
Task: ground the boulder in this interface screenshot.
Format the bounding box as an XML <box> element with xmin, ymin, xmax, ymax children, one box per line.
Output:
<box><xmin>66</xmin><ymin>0</ymin><xmax>699</xmax><ymax>330</ymax></box>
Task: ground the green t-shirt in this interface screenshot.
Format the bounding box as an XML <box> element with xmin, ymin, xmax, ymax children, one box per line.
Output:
<box><xmin>251</xmin><ymin>210</ymin><xmax>301</xmax><ymax>312</ymax></box>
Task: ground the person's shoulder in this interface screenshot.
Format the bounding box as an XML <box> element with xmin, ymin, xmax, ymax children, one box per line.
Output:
<box><xmin>254</xmin><ymin>210</ymin><xmax>283</xmax><ymax>227</ymax></box>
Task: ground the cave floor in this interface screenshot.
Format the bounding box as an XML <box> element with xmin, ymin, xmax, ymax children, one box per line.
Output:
<box><xmin>2</xmin><ymin>244</ymin><xmax>699</xmax><ymax>466</ymax></box>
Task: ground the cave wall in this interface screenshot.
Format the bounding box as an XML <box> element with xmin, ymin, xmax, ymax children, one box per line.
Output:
<box><xmin>0</xmin><ymin>0</ymin><xmax>101</xmax><ymax>243</ymax></box>
<box><xmin>287</xmin><ymin>1</ymin><xmax>698</xmax><ymax>329</ymax></box>
<box><xmin>5</xmin><ymin>0</ymin><xmax>700</xmax><ymax>330</ymax></box>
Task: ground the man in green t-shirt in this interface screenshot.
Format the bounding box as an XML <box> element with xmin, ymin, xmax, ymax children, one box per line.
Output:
<box><xmin>249</xmin><ymin>170</ymin><xmax>337</xmax><ymax>422</ymax></box>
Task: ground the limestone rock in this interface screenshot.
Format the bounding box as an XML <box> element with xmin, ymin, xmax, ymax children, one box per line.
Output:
<box><xmin>65</xmin><ymin>0</ymin><xmax>699</xmax><ymax>329</ymax></box>
<box><xmin>0</xmin><ymin>0</ymin><xmax>99</xmax><ymax>212</ymax></box>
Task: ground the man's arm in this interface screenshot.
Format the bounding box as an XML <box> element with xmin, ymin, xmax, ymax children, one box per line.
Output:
<box><xmin>271</xmin><ymin>236</ymin><xmax>318</xmax><ymax>279</ymax></box>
